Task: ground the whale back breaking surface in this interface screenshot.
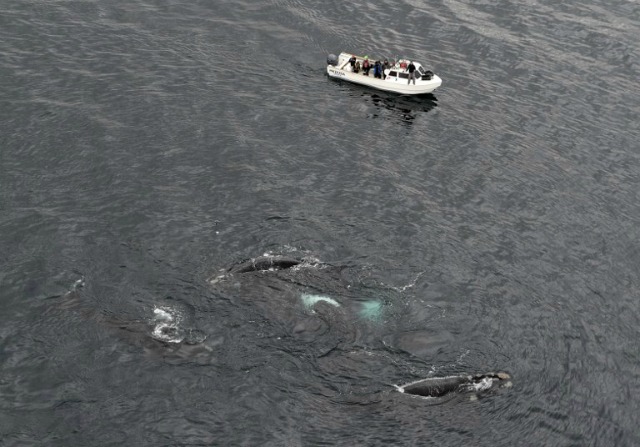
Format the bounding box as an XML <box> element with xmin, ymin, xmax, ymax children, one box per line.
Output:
<box><xmin>399</xmin><ymin>372</ymin><xmax>512</xmax><ymax>398</ymax></box>
<box><xmin>401</xmin><ymin>375</ymin><xmax>470</xmax><ymax>397</ymax></box>
<box><xmin>228</xmin><ymin>256</ymin><xmax>303</xmax><ymax>274</ymax></box>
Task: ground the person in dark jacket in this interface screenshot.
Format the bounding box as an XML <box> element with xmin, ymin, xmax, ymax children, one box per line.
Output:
<box><xmin>373</xmin><ymin>60</ymin><xmax>382</xmax><ymax>79</ymax></box>
<box><xmin>349</xmin><ymin>55</ymin><xmax>357</xmax><ymax>71</ymax></box>
<box><xmin>382</xmin><ymin>59</ymin><xmax>390</xmax><ymax>79</ymax></box>
<box><xmin>407</xmin><ymin>61</ymin><xmax>416</xmax><ymax>85</ymax></box>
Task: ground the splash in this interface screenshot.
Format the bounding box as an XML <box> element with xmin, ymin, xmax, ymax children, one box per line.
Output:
<box><xmin>471</xmin><ymin>377</ymin><xmax>494</xmax><ymax>392</ymax></box>
<box><xmin>151</xmin><ymin>306</ymin><xmax>185</xmax><ymax>343</ymax></box>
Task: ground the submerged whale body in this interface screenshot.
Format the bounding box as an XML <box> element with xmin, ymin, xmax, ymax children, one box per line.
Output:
<box><xmin>398</xmin><ymin>372</ymin><xmax>512</xmax><ymax>398</ymax></box>
<box><xmin>55</xmin><ymin>278</ymin><xmax>210</xmax><ymax>363</ymax></box>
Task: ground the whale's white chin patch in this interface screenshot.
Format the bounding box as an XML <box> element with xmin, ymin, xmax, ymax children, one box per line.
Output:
<box><xmin>300</xmin><ymin>293</ymin><xmax>341</xmax><ymax>309</ymax></box>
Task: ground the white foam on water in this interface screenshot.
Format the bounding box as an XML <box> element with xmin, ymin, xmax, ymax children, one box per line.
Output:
<box><xmin>72</xmin><ymin>277</ymin><xmax>85</xmax><ymax>290</ymax></box>
<box><xmin>152</xmin><ymin>323</ymin><xmax>184</xmax><ymax>343</ymax></box>
<box><xmin>473</xmin><ymin>377</ymin><xmax>494</xmax><ymax>392</ymax></box>
<box><xmin>208</xmin><ymin>274</ymin><xmax>226</xmax><ymax>285</ymax></box>
<box><xmin>150</xmin><ymin>306</ymin><xmax>184</xmax><ymax>343</ymax></box>
<box><xmin>153</xmin><ymin>307</ymin><xmax>174</xmax><ymax>322</ymax></box>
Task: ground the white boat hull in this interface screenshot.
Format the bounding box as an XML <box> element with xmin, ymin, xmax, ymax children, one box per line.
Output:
<box><xmin>326</xmin><ymin>52</ymin><xmax>442</xmax><ymax>95</ymax></box>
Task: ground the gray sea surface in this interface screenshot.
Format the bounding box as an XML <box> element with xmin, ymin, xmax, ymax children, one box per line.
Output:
<box><xmin>1</xmin><ymin>0</ymin><xmax>639</xmax><ymax>445</ymax></box>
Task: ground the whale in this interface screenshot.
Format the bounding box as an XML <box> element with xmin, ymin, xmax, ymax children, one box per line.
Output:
<box><xmin>211</xmin><ymin>255</ymin><xmax>389</xmax><ymax>323</ymax></box>
<box><xmin>207</xmin><ymin>255</ymin><xmax>307</xmax><ymax>284</ymax></box>
<box><xmin>227</xmin><ymin>255</ymin><xmax>303</xmax><ymax>274</ymax></box>
<box><xmin>397</xmin><ymin>372</ymin><xmax>512</xmax><ymax>398</ymax></box>
<box><xmin>53</xmin><ymin>278</ymin><xmax>212</xmax><ymax>363</ymax></box>
<box><xmin>210</xmin><ymin>254</ymin><xmax>513</xmax><ymax>401</ymax></box>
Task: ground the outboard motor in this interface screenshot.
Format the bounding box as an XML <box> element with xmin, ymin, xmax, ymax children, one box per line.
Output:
<box><xmin>327</xmin><ymin>53</ymin><xmax>339</xmax><ymax>66</ymax></box>
<box><xmin>421</xmin><ymin>70</ymin><xmax>434</xmax><ymax>81</ymax></box>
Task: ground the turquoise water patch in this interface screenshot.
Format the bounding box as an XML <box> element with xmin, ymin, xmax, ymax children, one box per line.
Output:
<box><xmin>300</xmin><ymin>293</ymin><xmax>341</xmax><ymax>309</ymax></box>
<box><xmin>358</xmin><ymin>300</ymin><xmax>383</xmax><ymax>321</ymax></box>
<box><xmin>300</xmin><ymin>294</ymin><xmax>383</xmax><ymax>322</ymax></box>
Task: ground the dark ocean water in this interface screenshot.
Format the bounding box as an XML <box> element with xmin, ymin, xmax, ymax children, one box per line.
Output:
<box><xmin>1</xmin><ymin>0</ymin><xmax>640</xmax><ymax>445</ymax></box>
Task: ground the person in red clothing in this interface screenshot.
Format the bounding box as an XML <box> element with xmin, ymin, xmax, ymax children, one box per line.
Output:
<box><xmin>362</xmin><ymin>56</ymin><xmax>371</xmax><ymax>75</ymax></box>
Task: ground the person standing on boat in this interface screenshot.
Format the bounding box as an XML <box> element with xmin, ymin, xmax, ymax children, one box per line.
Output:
<box><xmin>382</xmin><ymin>59</ymin><xmax>390</xmax><ymax>79</ymax></box>
<box><xmin>349</xmin><ymin>55</ymin><xmax>357</xmax><ymax>71</ymax></box>
<box><xmin>407</xmin><ymin>61</ymin><xmax>417</xmax><ymax>85</ymax></box>
<box><xmin>362</xmin><ymin>56</ymin><xmax>371</xmax><ymax>76</ymax></box>
<box><xmin>373</xmin><ymin>60</ymin><xmax>382</xmax><ymax>79</ymax></box>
